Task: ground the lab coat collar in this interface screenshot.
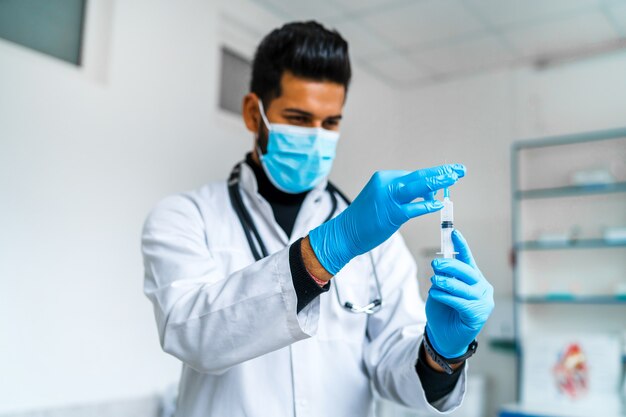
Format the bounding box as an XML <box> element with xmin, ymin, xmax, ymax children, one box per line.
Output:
<box><xmin>237</xmin><ymin>160</ymin><xmax>330</xmax><ymax>244</ymax></box>
<box><xmin>238</xmin><ymin>160</ymin><xmax>328</xmax><ymax>205</ymax></box>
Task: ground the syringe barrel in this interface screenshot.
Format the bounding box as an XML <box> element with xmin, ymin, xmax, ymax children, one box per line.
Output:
<box><xmin>440</xmin><ymin>198</ymin><xmax>454</xmax><ymax>222</ymax></box>
<box><xmin>440</xmin><ymin>223</ymin><xmax>455</xmax><ymax>258</ymax></box>
<box><xmin>439</xmin><ymin>197</ymin><xmax>456</xmax><ymax>258</ymax></box>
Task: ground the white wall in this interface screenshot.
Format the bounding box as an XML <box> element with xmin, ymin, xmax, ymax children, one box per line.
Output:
<box><xmin>2</xmin><ymin>0</ymin><xmax>625</xmax><ymax>414</ymax></box>
<box><xmin>393</xmin><ymin>50</ymin><xmax>626</xmax><ymax>417</ymax></box>
<box><xmin>0</xmin><ymin>0</ymin><xmax>401</xmax><ymax>413</ymax></box>
<box><xmin>0</xmin><ymin>0</ymin><xmax>229</xmax><ymax>413</ymax></box>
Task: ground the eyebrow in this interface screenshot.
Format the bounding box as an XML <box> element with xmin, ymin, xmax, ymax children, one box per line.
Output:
<box><xmin>282</xmin><ymin>108</ymin><xmax>342</xmax><ymax>120</ymax></box>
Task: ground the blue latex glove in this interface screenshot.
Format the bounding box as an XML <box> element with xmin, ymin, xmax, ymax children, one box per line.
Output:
<box><xmin>309</xmin><ymin>164</ymin><xmax>466</xmax><ymax>275</ymax></box>
<box><xmin>425</xmin><ymin>230</ymin><xmax>494</xmax><ymax>359</ymax></box>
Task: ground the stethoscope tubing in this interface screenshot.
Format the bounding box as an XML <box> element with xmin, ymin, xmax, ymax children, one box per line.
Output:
<box><xmin>228</xmin><ymin>162</ymin><xmax>382</xmax><ymax>314</ymax></box>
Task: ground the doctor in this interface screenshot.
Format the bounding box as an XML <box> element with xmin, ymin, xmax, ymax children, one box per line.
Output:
<box><xmin>142</xmin><ymin>21</ymin><xmax>494</xmax><ymax>417</ymax></box>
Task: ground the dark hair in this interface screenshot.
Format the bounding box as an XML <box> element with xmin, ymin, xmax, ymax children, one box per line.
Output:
<box><xmin>250</xmin><ymin>21</ymin><xmax>351</xmax><ymax>105</ymax></box>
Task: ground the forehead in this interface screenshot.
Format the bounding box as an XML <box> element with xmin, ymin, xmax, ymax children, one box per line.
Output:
<box><xmin>269</xmin><ymin>71</ymin><xmax>345</xmax><ymax>114</ymax></box>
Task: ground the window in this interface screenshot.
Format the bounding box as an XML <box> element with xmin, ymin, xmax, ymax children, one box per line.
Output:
<box><xmin>218</xmin><ymin>46</ymin><xmax>252</xmax><ymax>115</ymax></box>
<box><xmin>0</xmin><ymin>0</ymin><xmax>86</xmax><ymax>65</ymax></box>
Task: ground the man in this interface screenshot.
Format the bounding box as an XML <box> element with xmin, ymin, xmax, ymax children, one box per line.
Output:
<box><xmin>142</xmin><ymin>21</ymin><xmax>494</xmax><ymax>417</ymax></box>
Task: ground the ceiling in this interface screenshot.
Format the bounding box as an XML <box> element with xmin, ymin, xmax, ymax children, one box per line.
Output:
<box><xmin>249</xmin><ymin>0</ymin><xmax>626</xmax><ymax>87</ymax></box>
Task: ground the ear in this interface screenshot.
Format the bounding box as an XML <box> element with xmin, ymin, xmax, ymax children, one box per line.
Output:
<box><xmin>242</xmin><ymin>93</ymin><xmax>261</xmax><ymax>133</ymax></box>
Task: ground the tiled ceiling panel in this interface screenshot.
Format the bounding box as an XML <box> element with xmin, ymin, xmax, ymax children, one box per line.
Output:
<box><xmin>464</xmin><ymin>0</ymin><xmax>604</xmax><ymax>27</ymax></box>
<box><xmin>248</xmin><ymin>0</ymin><xmax>626</xmax><ymax>88</ymax></box>
<box><xmin>331</xmin><ymin>0</ymin><xmax>399</xmax><ymax>15</ymax></box>
<box><xmin>332</xmin><ymin>20</ymin><xmax>392</xmax><ymax>58</ymax></box>
<box><xmin>366</xmin><ymin>54</ymin><xmax>432</xmax><ymax>84</ymax></box>
<box><xmin>605</xmin><ymin>1</ymin><xmax>626</xmax><ymax>34</ymax></box>
<box><xmin>256</xmin><ymin>0</ymin><xmax>344</xmax><ymax>22</ymax></box>
<box><xmin>361</xmin><ymin>0</ymin><xmax>484</xmax><ymax>49</ymax></box>
<box><xmin>408</xmin><ymin>34</ymin><xmax>513</xmax><ymax>74</ymax></box>
<box><xmin>504</xmin><ymin>11</ymin><xmax>618</xmax><ymax>57</ymax></box>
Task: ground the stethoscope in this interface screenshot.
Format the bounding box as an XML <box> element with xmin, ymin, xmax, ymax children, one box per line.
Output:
<box><xmin>228</xmin><ymin>162</ymin><xmax>383</xmax><ymax>314</ymax></box>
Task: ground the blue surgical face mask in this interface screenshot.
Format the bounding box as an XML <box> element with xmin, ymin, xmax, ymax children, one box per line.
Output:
<box><xmin>257</xmin><ymin>100</ymin><xmax>340</xmax><ymax>194</ymax></box>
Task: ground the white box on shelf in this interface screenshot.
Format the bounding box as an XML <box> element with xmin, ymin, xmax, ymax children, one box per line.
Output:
<box><xmin>570</xmin><ymin>168</ymin><xmax>615</xmax><ymax>186</ymax></box>
<box><xmin>604</xmin><ymin>227</ymin><xmax>626</xmax><ymax>244</ymax></box>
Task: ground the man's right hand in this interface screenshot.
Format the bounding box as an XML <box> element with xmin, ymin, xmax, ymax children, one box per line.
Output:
<box><xmin>307</xmin><ymin>164</ymin><xmax>466</xmax><ymax>276</ymax></box>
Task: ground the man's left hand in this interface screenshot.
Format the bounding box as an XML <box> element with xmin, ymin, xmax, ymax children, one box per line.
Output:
<box><xmin>425</xmin><ymin>230</ymin><xmax>495</xmax><ymax>360</ymax></box>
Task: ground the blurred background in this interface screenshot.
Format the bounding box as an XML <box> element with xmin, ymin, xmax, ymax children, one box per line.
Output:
<box><xmin>1</xmin><ymin>0</ymin><xmax>625</xmax><ymax>416</ymax></box>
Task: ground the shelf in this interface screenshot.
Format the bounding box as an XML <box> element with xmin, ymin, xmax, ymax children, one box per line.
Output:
<box><xmin>516</xmin><ymin>238</ymin><xmax>626</xmax><ymax>251</ymax></box>
<box><xmin>517</xmin><ymin>295</ymin><xmax>626</xmax><ymax>304</ymax></box>
<box><xmin>489</xmin><ymin>339</ymin><xmax>517</xmax><ymax>352</ymax></box>
<box><xmin>511</xmin><ymin>129</ymin><xmax>626</xmax><ymax>404</ymax></box>
<box><xmin>515</xmin><ymin>181</ymin><xmax>626</xmax><ymax>199</ymax></box>
<box><xmin>500</xmin><ymin>402</ymin><xmax>626</xmax><ymax>417</ymax></box>
<box><xmin>513</xmin><ymin>126</ymin><xmax>626</xmax><ymax>150</ymax></box>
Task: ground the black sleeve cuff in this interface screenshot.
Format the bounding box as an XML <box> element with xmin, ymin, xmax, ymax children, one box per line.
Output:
<box><xmin>415</xmin><ymin>342</ymin><xmax>465</xmax><ymax>403</ymax></box>
<box><xmin>289</xmin><ymin>238</ymin><xmax>331</xmax><ymax>313</ymax></box>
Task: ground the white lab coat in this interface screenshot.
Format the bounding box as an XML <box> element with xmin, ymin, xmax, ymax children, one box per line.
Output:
<box><xmin>142</xmin><ymin>162</ymin><xmax>466</xmax><ymax>417</ymax></box>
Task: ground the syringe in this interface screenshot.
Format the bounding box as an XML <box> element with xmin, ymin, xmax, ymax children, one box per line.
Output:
<box><xmin>438</xmin><ymin>188</ymin><xmax>458</xmax><ymax>259</ymax></box>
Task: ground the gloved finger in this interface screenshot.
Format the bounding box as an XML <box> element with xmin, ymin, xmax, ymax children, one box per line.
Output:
<box><xmin>401</xmin><ymin>200</ymin><xmax>444</xmax><ymax>219</ymax></box>
<box><xmin>428</xmin><ymin>288</ymin><xmax>471</xmax><ymax>313</ymax></box>
<box><xmin>431</xmin><ymin>258</ymin><xmax>482</xmax><ymax>285</ymax></box>
<box><xmin>451</xmin><ymin>229</ymin><xmax>478</xmax><ymax>270</ymax></box>
<box><xmin>400</xmin><ymin>164</ymin><xmax>466</xmax><ymax>183</ymax></box>
<box><xmin>394</xmin><ymin>173</ymin><xmax>459</xmax><ymax>203</ymax></box>
<box><xmin>430</xmin><ymin>275</ymin><xmax>483</xmax><ymax>300</ymax></box>
<box><xmin>376</xmin><ymin>170</ymin><xmax>411</xmax><ymax>182</ymax></box>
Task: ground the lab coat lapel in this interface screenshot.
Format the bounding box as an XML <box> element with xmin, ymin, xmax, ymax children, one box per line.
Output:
<box><xmin>289</xmin><ymin>179</ymin><xmax>331</xmax><ymax>243</ymax></box>
<box><xmin>238</xmin><ymin>161</ymin><xmax>333</xmax><ymax>247</ymax></box>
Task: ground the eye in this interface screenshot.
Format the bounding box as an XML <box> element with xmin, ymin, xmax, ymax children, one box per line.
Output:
<box><xmin>323</xmin><ymin>119</ymin><xmax>340</xmax><ymax>129</ymax></box>
<box><xmin>286</xmin><ymin>116</ymin><xmax>310</xmax><ymax>125</ymax></box>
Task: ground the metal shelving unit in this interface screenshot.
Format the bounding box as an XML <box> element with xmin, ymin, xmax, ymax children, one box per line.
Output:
<box><xmin>510</xmin><ymin>127</ymin><xmax>626</xmax><ymax>412</ymax></box>
<box><xmin>516</xmin><ymin>238</ymin><xmax>626</xmax><ymax>250</ymax></box>
<box><xmin>517</xmin><ymin>295</ymin><xmax>626</xmax><ymax>304</ymax></box>
<box><xmin>516</xmin><ymin>181</ymin><xmax>626</xmax><ymax>199</ymax></box>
